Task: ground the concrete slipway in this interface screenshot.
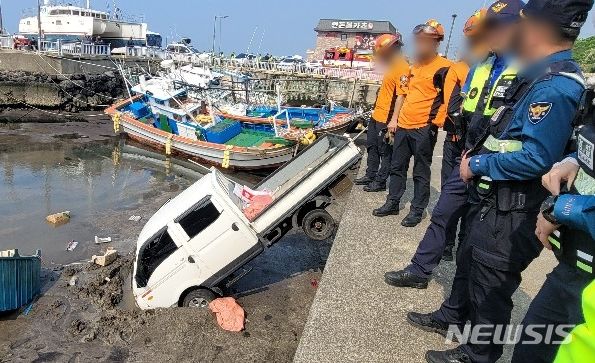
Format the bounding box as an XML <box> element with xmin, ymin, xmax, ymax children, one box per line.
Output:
<box><xmin>294</xmin><ymin>132</ymin><xmax>557</xmax><ymax>363</ymax></box>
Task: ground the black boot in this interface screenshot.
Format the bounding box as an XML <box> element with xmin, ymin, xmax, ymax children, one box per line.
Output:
<box><xmin>406</xmin><ymin>312</ymin><xmax>450</xmax><ymax>337</ymax></box>
<box><xmin>384</xmin><ymin>270</ymin><xmax>429</xmax><ymax>289</ymax></box>
<box><xmin>363</xmin><ymin>181</ymin><xmax>386</xmax><ymax>192</ymax></box>
<box><xmin>425</xmin><ymin>347</ymin><xmax>471</xmax><ymax>363</ymax></box>
<box><xmin>372</xmin><ymin>200</ymin><xmax>400</xmax><ymax>217</ymax></box>
<box><xmin>442</xmin><ymin>246</ymin><xmax>454</xmax><ymax>262</ymax></box>
<box><xmin>401</xmin><ymin>209</ymin><xmax>426</xmax><ymax>227</ymax></box>
<box><xmin>354</xmin><ymin>176</ymin><xmax>374</xmax><ymax>185</ymax></box>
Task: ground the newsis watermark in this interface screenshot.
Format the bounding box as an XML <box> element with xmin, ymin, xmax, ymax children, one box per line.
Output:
<box><xmin>445</xmin><ymin>324</ymin><xmax>576</xmax><ymax>345</ymax></box>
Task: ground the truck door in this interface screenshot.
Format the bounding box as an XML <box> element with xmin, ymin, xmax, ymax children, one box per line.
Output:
<box><xmin>176</xmin><ymin>196</ymin><xmax>261</xmax><ymax>283</ymax></box>
<box><xmin>134</xmin><ymin>222</ymin><xmax>202</xmax><ymax>308</ymax></box>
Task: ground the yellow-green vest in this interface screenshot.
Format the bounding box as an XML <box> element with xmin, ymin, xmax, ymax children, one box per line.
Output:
<box><xmin>462</xmin><ymin>57</ymin><xmax>518</xmax><ymax>117</ymax></box>
<box><xmin>462</xmin><ymin>58</ymin><xmax>493</xmax><ymax>114</ymax></box>
<box><xmin>555</xmin><ymin>280</ymin><xmax>595</xmax><ymax>362</ymax></box>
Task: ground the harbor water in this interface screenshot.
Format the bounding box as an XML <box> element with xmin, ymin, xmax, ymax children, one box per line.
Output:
<box><xmin>0</xmin><ymin>140</ymin><xmax>205</xmax><ymax>266</ymax></box>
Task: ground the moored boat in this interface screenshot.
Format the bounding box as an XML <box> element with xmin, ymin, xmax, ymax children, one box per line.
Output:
<box><xmin>105</xmin><ymin>77</ymin><xmax>296</xmax><ymax>170</ymax></box>
<box><xmin>216</xmin><ymin>104</ymin><xmax>360</xmax><ymax>142</ymax></box>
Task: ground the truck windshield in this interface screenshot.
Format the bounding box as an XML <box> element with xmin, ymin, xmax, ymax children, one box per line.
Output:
<box><xmin>135</xmin><ymin>227</ymin><xmax>177</xmax><ymax>288</ymax></box>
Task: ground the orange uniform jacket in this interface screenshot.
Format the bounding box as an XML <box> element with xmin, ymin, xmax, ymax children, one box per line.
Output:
<box><xmin>372</xmin><ymin>57</ymin><xmax>410</xmax><ymax>123</ymax></box>
<box><xmin>397</xmin><ymin>55</ymin><xmax>454</xmax><ymax>129</ymax></box>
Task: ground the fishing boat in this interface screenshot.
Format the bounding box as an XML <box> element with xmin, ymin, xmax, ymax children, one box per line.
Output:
<box><xmin>105</xmin><ymin>77</ymin><xmax>296</xmax><ymax>170</ymax></box>
<box><xmin>216</xmin><ymin>104</ymin><xmax>360</xmax><ymax>142</ymax></box>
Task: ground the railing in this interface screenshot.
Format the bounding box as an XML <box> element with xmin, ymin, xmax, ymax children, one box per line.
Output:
<box><xmin>173</xmin><ymin>56</ymin><xmax>383</xmax><ymax>83</ymax></box>
<box><xmin>0</xmin><ymin>35</ymin><xmax>13</xmax><ymax>49</ymax></box>
<box><xmin>38</xmin><ymin>40</ymin><xmax>111</xmax><ymax>56</ymax></box>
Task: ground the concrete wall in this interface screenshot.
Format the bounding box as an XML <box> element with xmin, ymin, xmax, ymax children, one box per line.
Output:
<box><xmin>0</xmin><ymin>50</ymin><xmax>157</xmax><ymax>75</ymax></box>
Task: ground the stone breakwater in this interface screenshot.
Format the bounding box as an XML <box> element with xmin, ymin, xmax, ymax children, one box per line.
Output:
<box><xmin>0</xmin><ymin>70</ymin><xmax>125</xmax><ymax>113</ymax></box>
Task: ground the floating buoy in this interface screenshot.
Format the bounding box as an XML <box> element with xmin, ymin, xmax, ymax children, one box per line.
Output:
<box><xmin>300</xmin><ymin>131</ymin><xmax>317</xmax><ymax>146</ymax></box>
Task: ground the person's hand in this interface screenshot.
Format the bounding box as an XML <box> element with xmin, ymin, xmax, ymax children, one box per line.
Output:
<box><xmin>460</xmin><ymin>153</ymin><xmax>475</xmax><ymax>183</ymax></box>
<box><xmin>387</xmin><ymin>120</ymin><xmax>398</xmax><ymax>133</ymax></box>
<box><xmin>535</xmin><ymin>213</ymin><xmax>559</xmax><ymax>250</ymax></box>
<box><xmin>542</xmin><ymin>161</ymin><xmax>580</xmax><ymax>196</ymax></box>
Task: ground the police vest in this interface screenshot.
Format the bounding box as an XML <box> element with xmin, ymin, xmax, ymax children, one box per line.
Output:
<box><xmin>463</xmin><ymin>58</ymin><xmax>494</xmax><ymax>114</ymax></box>
<box><xmin>549</xmin><ymin>123</ymin><xmax>595</xmax><ymax>276</ymax></box>
<box><xmin>474</xmin><ymin>60</ymin><xmax>586</xmax><ymax>212</ymax></box>
<box><xmin>483</xmin><ymin>65</ymin><xmax>518</xmax><ymax>116</ymax></box>
<box><xmin>554</xmin><ymin>280</ymin><xmax>595</xmax><ymax>363</ymax></box>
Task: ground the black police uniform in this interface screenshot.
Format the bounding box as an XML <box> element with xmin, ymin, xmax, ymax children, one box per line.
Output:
<box><xmin>512</xmin><ymin>114</ymin><xmax>595</xmax><ymax>361</ymax></box>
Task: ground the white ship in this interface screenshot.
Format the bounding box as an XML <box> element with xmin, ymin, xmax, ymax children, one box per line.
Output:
<box><xmin>19</xmin><ymin>1</ymin><xmax>148</xmax><ymax>48</ymax></box>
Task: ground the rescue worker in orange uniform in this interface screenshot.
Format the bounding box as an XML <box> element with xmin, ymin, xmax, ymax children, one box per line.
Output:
<box><xmin>373</xmin><ymin>20</ymin><xmax>453</xmax><ymax>228</ymax></box>
<box><xmin>354</xmin><ymin>33</ymin><xmax>410</xmax><ymax>192</ymax></box>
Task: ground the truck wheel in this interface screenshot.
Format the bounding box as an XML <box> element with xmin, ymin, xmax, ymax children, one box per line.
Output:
<box><xmin>302</xmin><ymin>209</ymin><xmax>336</xmax><ymax>241</ymax></box>
<box><xmin>182</xmin><ymin>288</ymin><xmax>216</xmax><ymax>308</ymax></box>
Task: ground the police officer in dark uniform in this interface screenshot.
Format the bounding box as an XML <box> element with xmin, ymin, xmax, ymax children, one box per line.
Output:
<box><xmin>407</xmin><ymin>0</ymin><xmax>594</xmax><ymax>362</ymax></box>
<box><xmin>512</xmin><ymin>115</ymin><xmax>595</xmax><ymax>361</ymax></box>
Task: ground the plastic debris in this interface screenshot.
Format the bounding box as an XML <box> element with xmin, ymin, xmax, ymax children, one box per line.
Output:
<box><xmin>91</xmin><ymin>248</ymin><xmax>118</xmax><ymax>267</ymax></box>
<box><xmin>66</xmin><ymin>240</ymin><xmax>78</xmax><ymax>251</ymax></box>
<box><xmin>310</xmin><ymin>279</ymin><xmax>319</xmax><ymax>288</ymax></box>
<box><xmin>22</xmin><ymin>303</ymin><xmax>33</xmax><ymax>316</ymax></box>
<box><xmin>208</xmin><ymin>297</ymin><xmax>245</xmax><ymax>332</ymax></box>
<box><xmin>128</xmin><ymin>215</ymin><xmax>142</xmax><ymax>222</ymax></box>
<box><xmin>243</xmin><ymin>194</ymin><xmax>274</xmax><ymax>221</ymax></box>
<box><xmin>46</xmin><ymin>211</ymin><xmax>71</xmax><ymax>226</ymax></box>
<box><xmin>68</xmin><ymin>276</ymin><xmax>79</xmax><ymax>286</ymax></box>
<box><xmin>94</xmin><ymin>236</ymin><xmax>112</xmax><ymax>244</ymax></box>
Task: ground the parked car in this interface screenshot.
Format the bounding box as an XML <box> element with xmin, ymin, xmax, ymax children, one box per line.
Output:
<box><xmin>234</xmin><ymin>53</ymin><xmax>257</xmax><ymax>65</ymax></box>
<box><xmin>277</xmin><ymin>57</ymin><xmax>305</xmax><ymax>72</ymax></box>
<box><xmin>165</xmin><ymin>43</ymin><xmax>201</xmax><ymax>63</ymax></box>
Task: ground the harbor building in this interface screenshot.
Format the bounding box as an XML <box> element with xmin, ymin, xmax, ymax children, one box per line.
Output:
<box><xmin>310</xmin><ymin>19</ymin><xmax>397</xmax><ymax>60</ymax></box>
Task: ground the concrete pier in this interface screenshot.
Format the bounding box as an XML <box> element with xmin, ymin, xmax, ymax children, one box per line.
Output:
<box><xmin>294</xmin><ymin>132</ymin><xmax>556</xmax><ymax>363</ymax></box>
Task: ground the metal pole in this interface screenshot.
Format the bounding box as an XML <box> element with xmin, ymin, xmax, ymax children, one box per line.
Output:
<box><xmin>444</xmin><ymin>14</ymin><xmax>457</xmax><ymax>59</ymax></box>
<box><xmin>0</xmin><ymin>0</ymin><xmax>4</xmax><ymax>34</ymax></box>
<box><xmin>212</xmin><ymin>16</ymin><xmax>217</xmax><ymax>57</ymax></box>
<box><xmin>37</xmin><ymin>0</ymin><xmax>42</xmax><ymax>53</ymax></box>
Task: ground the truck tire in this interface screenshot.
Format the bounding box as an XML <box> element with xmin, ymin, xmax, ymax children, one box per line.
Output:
<box><xmin>302</xmin><ymin>209</ymin><xmax>336</xmax><ymax>241</ymax></box>
<box><xmin>182</xmin><ymin>288</ymin><xmax>216</xmax><ymax>308</ymax></box>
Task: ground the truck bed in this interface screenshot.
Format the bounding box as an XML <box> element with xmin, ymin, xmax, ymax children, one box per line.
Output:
<box><xmin>250</xmin><ymin>134</ymin><xmax>361</xmax><ymax>234</ymax></box>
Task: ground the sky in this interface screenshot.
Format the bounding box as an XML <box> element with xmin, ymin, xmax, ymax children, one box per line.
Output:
<box><xmin>3</xmin><ymin>0</ymin><xmax>595</xmax><ymax>57</ymax></box>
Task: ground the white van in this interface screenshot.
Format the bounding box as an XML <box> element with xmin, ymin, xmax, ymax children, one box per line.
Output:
<box><xmin>132</xmin><ymin>134</ymin><xmax>361</xmax><ymax>309</ymax></box>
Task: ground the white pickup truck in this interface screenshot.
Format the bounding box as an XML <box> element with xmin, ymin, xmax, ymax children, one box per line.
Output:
<box><xmin>132</xmin><ymin>134</ymin><xmax>361</xmax><ymax>309</ymax></box>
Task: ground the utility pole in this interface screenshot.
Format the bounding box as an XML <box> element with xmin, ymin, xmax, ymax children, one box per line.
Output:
<box><xmin>37</xmin><ymin>0</ymin><xmax>42</xmax><ymax>52</ymax></box>
<box><xmin>212</xmin><ymin>15</ymin><xmax>228</xmax><ymax>57</ymax></box>
<box><xmin>0</xmin><ymin>0</ymin><xmax>4</xmax><ymax>34</ymax></box>
<box><xmin>444</xmin><ymin>14</ymin><xmax>457</xmax><ymax>59</ymax></box>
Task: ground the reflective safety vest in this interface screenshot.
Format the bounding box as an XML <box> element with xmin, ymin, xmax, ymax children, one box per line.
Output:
<box><xmin>483</xmin><ymin>65</ymin><xmax>518</xmax><ymax>116</ymax></box>
<box><xmin>554</xmin><ymin>280</ymin><xmax>595</xmax><ymax>363</ymax></box>
<box><xmin>462</xmin><ymin>57</ymin><xmax>518</xmax><ymax>117</ymax></box>
<box><xmin>462</xmin><ymin>57</ymin><xmax>494</xmax><ymax>114</ymax></box>
<box><xmin>549</xmin><ymin>123</ymin><xmax>595</xmax><ymax>275</ymax></box>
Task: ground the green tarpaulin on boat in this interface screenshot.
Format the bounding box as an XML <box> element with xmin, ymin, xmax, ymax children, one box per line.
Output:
<box><xmin>290</xmin><ymin>118</ymin><xmax>314</xmax><ymax>129</ymax></box>
<box><xmin>158</xmin><ymin>114</ymin><xmax>172</xmax><ymax>133</ymax></box>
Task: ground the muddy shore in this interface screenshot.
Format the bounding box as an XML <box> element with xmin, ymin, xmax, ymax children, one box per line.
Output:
<box><xmin>0</xmin><ymin>120</ymin><xmax>352</xmax><ymax>362</ymax></box>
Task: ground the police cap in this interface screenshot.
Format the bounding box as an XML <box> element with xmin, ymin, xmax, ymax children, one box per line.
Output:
<box><xmin>486</xmin><ymin>0</ymin><xmax>526</xmax><ymax>25</ymax></box>
<box><xmin>521</xmin><ymin>0</ymin><xmax>594</xmax><ymax>36</ymax></box>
